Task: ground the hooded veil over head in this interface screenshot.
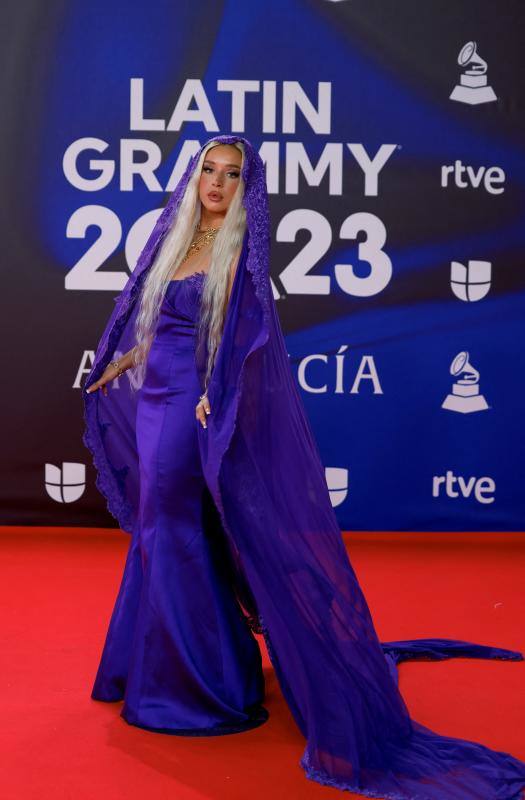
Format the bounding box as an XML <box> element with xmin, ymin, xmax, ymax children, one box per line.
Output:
<box><xmin>84</xmin><ymin>135</ymin><xmax>525</xmax><ymax>800</ymax></box>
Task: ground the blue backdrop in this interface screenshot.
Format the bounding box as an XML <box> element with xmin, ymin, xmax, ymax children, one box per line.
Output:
<box><xmin>2</xmin><ymin>0</ymin><xmax>524</xmax><ymax>530</ymax></box>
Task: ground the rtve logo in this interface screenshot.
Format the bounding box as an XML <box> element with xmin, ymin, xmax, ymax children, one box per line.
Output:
<box><xmin>432</xmin><ymin>471</ymin><xmax>495</xmax><ymax>504</ymax></box>
<box><xmin>440</xmin><ymin>160</ymin><xmax>505</xmax><ymax>194</ymax></box>
<box><xmin>45</xmin><ymin>462</ymin><xmax>86</xmax><ymax>503</ymax></box>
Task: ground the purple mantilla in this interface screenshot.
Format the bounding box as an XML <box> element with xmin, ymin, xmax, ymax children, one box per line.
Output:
<box><xmin>83</xmin><ymin>135</ymin><xmax>525</xmax><ymax>799</ymax></box>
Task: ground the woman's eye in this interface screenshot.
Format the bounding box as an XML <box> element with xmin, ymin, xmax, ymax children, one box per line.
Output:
<box><xmin>203</xmin><ymin>166</ymin><xmax>239</xmax><ymax>178</ymax></box>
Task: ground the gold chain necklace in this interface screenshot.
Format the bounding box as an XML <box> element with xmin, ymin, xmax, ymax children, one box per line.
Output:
<box><xmin>181</xmin><ymin>223</ymin><xmax>220</xmax><ymax>264</ymax></box>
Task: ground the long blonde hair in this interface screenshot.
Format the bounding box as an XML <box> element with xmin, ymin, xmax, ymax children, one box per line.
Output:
<box><xmin>129</xmin><ymin>139</ymin><xmax>246</xmax><ymax>391</ymax></box>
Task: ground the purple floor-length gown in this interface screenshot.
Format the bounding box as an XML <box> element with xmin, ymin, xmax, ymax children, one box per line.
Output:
<box><xmin>91</xmin><ymin>271</ymin><xmax>269</xmax><ymax>735</ymax></box>
<box><xmin>85</xmin><ymin>134</ymin><xmax>525</xmax><ymax>800</ymax></box>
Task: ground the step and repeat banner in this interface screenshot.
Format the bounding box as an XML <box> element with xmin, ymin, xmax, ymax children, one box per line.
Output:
<box><xmin>2</xmin><ymin>0</ymin><xmax>524</xmax><ymax>531</ymax></box>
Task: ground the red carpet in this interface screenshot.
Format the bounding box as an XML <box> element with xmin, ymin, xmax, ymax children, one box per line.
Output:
<box><xmin>1</xmin><ymin>527</ymin><xmax>523</xmax><ymax>799</ymax></box>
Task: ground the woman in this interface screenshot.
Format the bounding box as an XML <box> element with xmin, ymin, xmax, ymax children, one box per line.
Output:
<box><xmin>84</xmin><ymin>135</ymin><xmax>525</xmax><ymax>799</ymax></box>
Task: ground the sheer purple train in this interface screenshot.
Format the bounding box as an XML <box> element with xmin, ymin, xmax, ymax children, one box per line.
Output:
<box><xmin>84</xmin><ymin>135</ymin><xmax>525</xmax><ymax>800</ymax></box>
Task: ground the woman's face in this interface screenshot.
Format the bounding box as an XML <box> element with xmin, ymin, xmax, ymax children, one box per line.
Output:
<box><xmin>198</xmin><ymin>144</ymin><xmax>242</xmax><ymax>218</ymax></box>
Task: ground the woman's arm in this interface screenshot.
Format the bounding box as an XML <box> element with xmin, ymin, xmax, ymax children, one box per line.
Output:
<box><xmin>86</xmin><ymin>346</ymin><xmax>138</xmax><ymax>396</ymax></box>
<box><xmin>116</xmin><ymin>346</ymin><xmax>138</xmax><ymax>371</ymax></box>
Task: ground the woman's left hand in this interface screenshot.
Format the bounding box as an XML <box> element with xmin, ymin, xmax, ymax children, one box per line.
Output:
<box><xmin>196</xmin><ymin>394</ymin><xmax>211</xmax><ymax>428</ymax></box>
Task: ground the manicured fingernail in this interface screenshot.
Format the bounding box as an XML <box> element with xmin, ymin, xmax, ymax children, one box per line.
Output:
<box><xmin>205</xmin><ymin>409</ymin><xmax>210</xmax><ymax>414</ymax></box>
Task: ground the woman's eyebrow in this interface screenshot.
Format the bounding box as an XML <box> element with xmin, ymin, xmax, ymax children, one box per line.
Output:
<box><xmin>203</xmin><ymin>159</ymin><xmax>240</xmax><ymax>169</ymax></box>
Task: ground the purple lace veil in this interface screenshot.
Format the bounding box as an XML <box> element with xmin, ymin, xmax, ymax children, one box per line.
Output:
<box><xmin>83</xmin><ymin>135</ymin><xmax>525</xmax><ymax>799</ymax></box>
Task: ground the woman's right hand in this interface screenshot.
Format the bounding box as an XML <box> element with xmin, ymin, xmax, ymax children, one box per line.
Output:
<box><xmin>86</xmin><ymin>347</ymin><xmax>137</xmax><ymax>396</ymax></box>
<box><xmin>86</xmin><ymin>361</ymin><xmax>123</xmax><ymax>397</ymax></box>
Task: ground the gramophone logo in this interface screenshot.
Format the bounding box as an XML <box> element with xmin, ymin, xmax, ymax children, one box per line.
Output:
<box><xmin>450</xmin><ymin>260</ymin><xmax>492</xmax><ymax>302</ymax></box>
<box><xmin>450</xmin><ymin>41</ymin><xmax>497</xmax><ymax>105</ymax></box>
<box><xmin>441</xmin><ymin>352</ymin><xmax>489</xmax><ymax>413</ymax></box>
<box><xmin>325</xmin><ymin>467</ymin><xmax>349</xmax><ymax>507</ymax></box>
<box><xmin>45</xmin><ymin>462</ymin><xmax>86</xmax><ymax>503</ymax></box>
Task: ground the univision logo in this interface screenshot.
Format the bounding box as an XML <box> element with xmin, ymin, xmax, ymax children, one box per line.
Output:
<box><xmin>450</xmin><ymin>260</ymin><xmax>492</xmax><ymax>302</ymax></box>
<box><xmin>326</xmin><ymin>467</ymin><xmax>349</xmax><ymax>507</ymax></box>
<box><xmin>45</xmin><ymin>462</ymin><xmax>86</xmax><ymax>503</ymax></box>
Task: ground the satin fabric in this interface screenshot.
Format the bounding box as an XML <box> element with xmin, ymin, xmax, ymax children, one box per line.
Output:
<box><xmin>84</xmin><ymin>135</ymin><xmax>525</xmax><ymax>799</ymax></box>
<box><xmin>91</xmin><ymin>273</ymin><xmax>268</xmax><ymax>735</ymax></box>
